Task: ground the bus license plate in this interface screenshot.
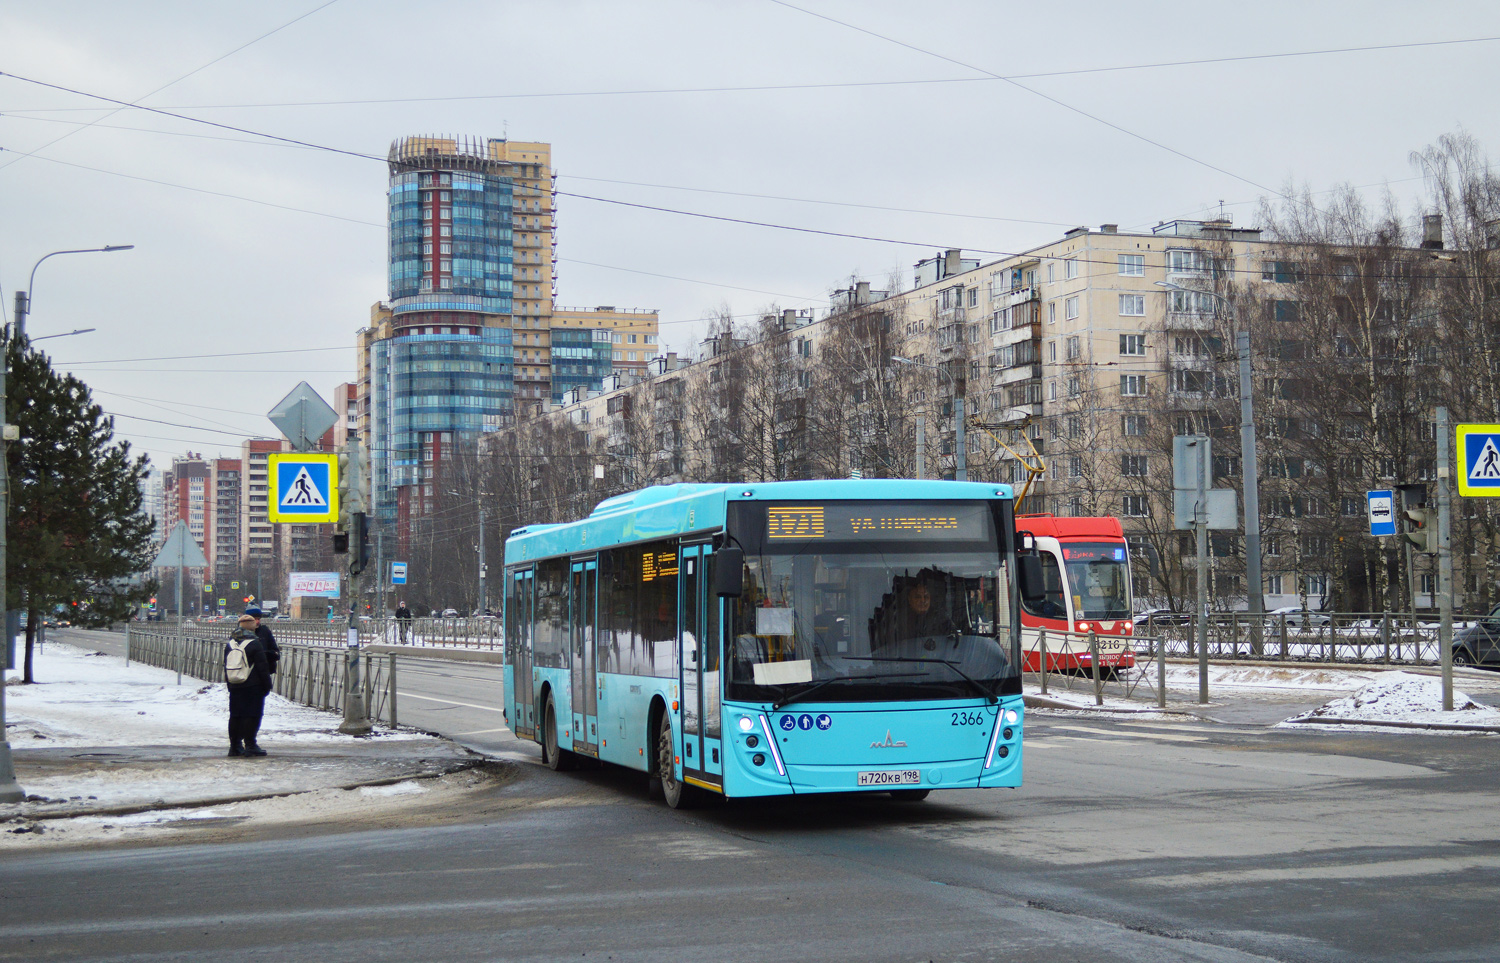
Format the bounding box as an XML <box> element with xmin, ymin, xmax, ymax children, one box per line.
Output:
<box><xmin>857</xmin><ymin>769</ymin><xmax>921</xmax><ymax>787</ymax></box>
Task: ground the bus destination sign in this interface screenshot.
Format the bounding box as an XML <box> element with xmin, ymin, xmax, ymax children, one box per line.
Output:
<box><xmin>765</xmin><ymin>502</ymin><xmax>992</xmax><ymax>542</ymax></box>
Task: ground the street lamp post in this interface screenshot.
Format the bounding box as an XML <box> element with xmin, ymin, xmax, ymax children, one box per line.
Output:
<box><xmin>1</xmin><ymin>244</ymin><xmax>135</xmax><ymax>803</ymax></box>
<box><xmin>892</xmin><ymin>356</ymin><xmax>966</xmax><ymax>482</ymax></box>
<box><xmin>1157</xmin><ymin>281</ymin><xmax>1265</xmax><ymax>650</ymax></box>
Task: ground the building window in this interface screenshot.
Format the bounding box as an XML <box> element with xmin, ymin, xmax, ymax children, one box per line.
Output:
<box><xmin>1048</xmin><ymin>302</ymin><xmax>1056</xmax><ymax>324</ymax></box>
<box><xmin>1122</xmin><ymin>414</ymin><xmax>1147</xmax><ymax>436</ymax></box>
<box><xmin>1119</xmin><ymin>334</ymin><xmax>1146</xmax><ymax>356</ymax></box>
<box><xmin>1118</xmin><ymin>254</ymin><xmax>1145</xmax><ymax>277</ymax></box>
<box><xmin>1119</xmin><ymin>294</ymin><xmax>1145</xmax><ymax>316</ymax></box>
<box><xmin>1047</xmin><ymin>340</ymin><xmax>1057</xmax><ymax>362</ymax></box>
<box><xmin>968</xmin><ymin>287</ymin><xmax>978</xmax><ymax>308</ymax></box>
<box><xmin>1121</xmin><ymin>454</ymin><xmax>1148</xmax><ymax>477</ymax></box>
<box><xmin>1120</xmin><ymin>374</ymin><xmax>1146</xmax><ymax>397</ymax></box>
<box><xmin>1067</xmin><ymin>416</ymin><xmax>1082</xmax><ymax>440</ymax></box>
<box><xmin>1066</xmin><ymin>336</ymin><xmax>1081</xmax><ymax>360</ymax></box>
<box><xmin>1065</xmin><ymin>297</ymin><xmax>1079</xmax><ymax>321</ymax></box>
<box><xmin>1047</xmin><ymin>264</ymin><xmax>1056</xmax><ymax>283</ymax></box>
<box><xmin>1064</xmin><ymin>259</ymin><xmax>1078</xmax><ymax>280</ymax></box>
<box><xmin>1069</xmin><ymin>456</ymin><xmax>1083</xmax><ymax>478</ymax></box>
<box><xmin>1123</xmin><ymin>495</ymin><xmax>1149</xmax><ymax>517</ymax></box>
<box><xmin>1067</xmin><ymin>375</ymin><xmax>1080</xmax><ymax>397</ymax></box>
<box><xmin>1308</xmin><ymin>574</ymin><xmax>1330</xmax><ymax>597</ymax></box>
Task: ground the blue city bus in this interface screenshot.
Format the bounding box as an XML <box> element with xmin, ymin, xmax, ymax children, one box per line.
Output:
<box><xmin>502</xmin><ymin>479</ymin><xmax>1025</xmax><ymax>808</ymax></box>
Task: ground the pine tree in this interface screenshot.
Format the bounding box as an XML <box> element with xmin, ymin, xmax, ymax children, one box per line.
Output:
<box><xmin>5</xmin><ymin>335</ymin><xmax>155</xmax><ymax>682</ymax></box>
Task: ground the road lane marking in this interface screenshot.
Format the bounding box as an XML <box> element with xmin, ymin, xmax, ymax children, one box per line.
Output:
<box><xmin>395</xmin><ymin>691</ymin><xmax>505</xmax><ymax>713</ymax></box>
<box><xmin>1045</xmin><ymin>724</ymin><xmax>1208</xmax><ymax>743</ymax></box>
<box><xmin>450</xmin><ymin>727</ymin><xmax>512</xmax><ymax>736</ymax></box>
<box><xmin>1140</xmin><ymin>853</ymin><xmax>1500</xmax><ymax>887</ymax></box>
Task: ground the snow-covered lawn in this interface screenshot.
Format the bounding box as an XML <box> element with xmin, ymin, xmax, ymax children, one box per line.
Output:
<box><xmin>4</xmin><ymin>641</ymin><xmax>427</xmax><ymax>749</ymax></box>
<box><xmin>1282</xmin><ymin>671</ymin><xmax>1500</xmax><ymax>729</ymax></box>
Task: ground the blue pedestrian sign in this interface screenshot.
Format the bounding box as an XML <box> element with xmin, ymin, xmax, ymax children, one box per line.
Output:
<box><xmin>1457</xmin><ymin>424</ymin><xmax>1500</xmax><ymax>497</ymax></box>
<box><xmin>267</xmin><ymin>453</ymin><xmax>338</xmax><ymax>523</ymax></box>
<box><xmin>391</xmin><ymin>561</ymin><xmax>407</xmax><ymax>585</ymax></box>
<box><xmin>1367</xmin><ymin>489</ymin><xmax>1396</xmax><ymax>537</ymax></box>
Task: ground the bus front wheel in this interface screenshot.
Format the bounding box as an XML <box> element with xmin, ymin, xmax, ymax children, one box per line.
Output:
<box><xmin>657</xmin><ymin>713</ymin><xmax>694</xmax><ymax>809</ymax></box>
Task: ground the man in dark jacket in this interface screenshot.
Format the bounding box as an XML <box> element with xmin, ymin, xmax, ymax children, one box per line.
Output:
<box><xmin>226</xmin><ymin>614</ymin><xmax>273</xmax><ymax>757</ymax></box>
<box><xmin>394</xmin><ymin>600</ymin><xmax>413</xmax><ymax>643</ymax></box>
<box><xmin>245</xmin><ymin>607</ymin><xmax>281</xmax><ymax>675</ymax></box>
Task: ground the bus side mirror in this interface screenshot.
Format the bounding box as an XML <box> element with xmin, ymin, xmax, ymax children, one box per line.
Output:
<box><xmin>1018</xmin><ymin>554</ymin><xmax>1046</xmax><ymax>603</ymax></box>
<box><xmin>715</xmin><ymin>547</ymin><xmax>744</xmax><ymax>597</ymax></box>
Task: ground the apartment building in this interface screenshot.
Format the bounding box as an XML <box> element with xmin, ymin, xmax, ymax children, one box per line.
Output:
<box><xmin>211</xmin><ymin>458</ymin><xmax>241</xmax><ymax>578</ymax></box>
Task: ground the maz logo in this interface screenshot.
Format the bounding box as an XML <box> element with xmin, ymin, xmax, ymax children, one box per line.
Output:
<box><xmin>871</xmin><ymin>730</ymin><xmax>908</xmax><ymax>748</ymax></box>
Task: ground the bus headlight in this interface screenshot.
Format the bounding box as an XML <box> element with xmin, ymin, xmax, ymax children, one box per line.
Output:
<box><xmin>752</xmin><ymin>753</ymin><xmax>766</xmax><ymax>767</ymax></box>
<box><xmin>1005</xmin><ymin>709</ymin><xmax>1019</xmax><ymax>724</ymax></box>
<box><xmin>738</xmin><ymin>716</ymin><xmax>755</xmax><ymax>732</ymax></box>
<box><xmin>746</xmin><ymin>734</ymin><xmax>759</xmax><ymax>748</ymax></box>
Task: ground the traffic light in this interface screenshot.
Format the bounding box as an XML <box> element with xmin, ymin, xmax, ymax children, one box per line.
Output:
<box><xmin>332</xmin><ymin>531</ymin><xmax>349</xmax><ymax>554</ymax></box>
<box><xmin>349</xmin><ymin>513</ymin><xmax>369</xmax><ymax>575</ymax></box>
<box><xmin>1403</xmin><ymin>507</ymin><xmax>1436</xmax><ymax>554</ymax></box>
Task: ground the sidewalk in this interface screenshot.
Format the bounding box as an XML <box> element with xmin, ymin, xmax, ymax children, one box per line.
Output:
<box><xmin>2</xmin><ymin>640</ymin><xmax>480</xmax><ymax>834</ymax></box>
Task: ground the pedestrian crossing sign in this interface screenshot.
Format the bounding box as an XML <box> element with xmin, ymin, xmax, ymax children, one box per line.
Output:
<box><xmin>268</xmin><ymin>452</ymin><xmax>339</xmax><ymax>522</ymax></box>
<box><xmin>1457</xmin><ymin>424</ymin><xmax>1500</xmax><ymax>497</ymax></box>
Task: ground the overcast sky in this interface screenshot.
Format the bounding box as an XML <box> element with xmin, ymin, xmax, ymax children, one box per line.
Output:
<box><xmin>3</xmin><ymin>0</ymin><xmax>1498</xmax><ymax>472</ymax></box>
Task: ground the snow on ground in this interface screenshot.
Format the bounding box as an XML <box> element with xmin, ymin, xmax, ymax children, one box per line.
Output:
<box><xmin>1281</xmin><ymin>671</ymin><xmax>1500</xmax><ymax>729</ymax></box>
<box><xmin>3</xmin><ymin>640</ymin><xmax>428</xmax><ymax>749</ymax></box>
<box><xmin>1164</xmin><ymin>663</ymin><xmax>1381</xmax><ymax>692</ymax></box>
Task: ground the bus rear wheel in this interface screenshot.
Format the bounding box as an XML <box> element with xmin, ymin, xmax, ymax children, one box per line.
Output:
<box><xmin>543</xmin><ymin>699</ymin><xmax>574</xmax><ymax>771</ymax></box>
<box><xmin>657</xmin><ymin>713</ymin><xmax>694</xmax><ymax>809</ymax></box>
<box><xmin>889</xmin><ymin>789</ymin><xmax>930</xmax><ymax>802</ymax></box>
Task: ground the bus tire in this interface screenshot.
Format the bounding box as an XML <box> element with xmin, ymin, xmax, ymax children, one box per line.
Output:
<box><xmin>889</xmin><ymin>789</ymin><xmax>930</xmax><ymax>802</ymax></box>
<box><xmin>542</xmin><ymin>698</ymin><xmax>574</xmax><ymax>772</ymax></box>
<box><xmin>657</xmin><ymin>712</ymin><xmax>694</xmax><ymax>809</ymax></box>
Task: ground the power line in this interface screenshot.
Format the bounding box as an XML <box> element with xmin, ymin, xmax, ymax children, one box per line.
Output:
<box><xmin>0</xmin><ymin>0</ymin><xmax>343</xmax><ymax>172</ymax></box>
<box><xmin>58</xmin><ymin>344</ymin><xmax>349</xmax><ymax>365</ymax></box>
<box><xmin>766</xmin><ymin>0</ymin><xmax>1283</xmax><ymax>198</ymax></box>
<box><xmin>7</xmin><ymin>35</ymin><xmax>1494</xmax><ymax>112</ymax></box>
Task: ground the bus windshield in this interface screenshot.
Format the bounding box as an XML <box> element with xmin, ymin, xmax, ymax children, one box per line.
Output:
<box><xmin>725</xmin><ymin>501</ymin><xmax>1018</xmax><ymax>704</ymax></box>
<box><xmin>1060</xmin><ymin>542</ymin><xmax>1131</xmax><ymax>619</ymax></box>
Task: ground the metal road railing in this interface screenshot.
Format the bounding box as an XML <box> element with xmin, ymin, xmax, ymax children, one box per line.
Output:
<box><xmin>125</xmin><ymin>627</ymin><xmax>404</xmax><ymax>727</ymax></box>
<box><xmin>165</xmin><ymin>617</ymin><xmax>504</xmax><ymax>650</ymax></box>
<box><xmin>1025</xmin><ymin>628</ymin><xmax>1169</xmax><ymax>709</ymax></box>
<box><xmin>1140</xmin><ymin>612</ymin><xmax>1454</xmax><ymax>664</ymax></box>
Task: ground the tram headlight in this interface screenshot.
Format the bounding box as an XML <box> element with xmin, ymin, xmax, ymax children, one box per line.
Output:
<box><xmin>738</xmin><ymin>716</ymin><xmax>755</xmax><ymax>732</ymax></box>
<box><xmin>1077</xmin><ymin>622</ymin><xmax>1089</xmax><ymax>633</ymax></box>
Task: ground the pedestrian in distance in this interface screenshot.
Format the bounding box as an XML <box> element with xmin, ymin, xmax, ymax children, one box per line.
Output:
<box><xmin>245</xmin><ymin>607</ymin><xmax>280</xmax><ymax>676</ymax></box>
<box><xmin>394</xmin><ymin>599</ymin><xmax>413</xmax><ymax>643</ymax></box>
<box><xmin>225</xmin><ymin>614</ymin><xmax>273</xmax><ymax>757</ymax></box>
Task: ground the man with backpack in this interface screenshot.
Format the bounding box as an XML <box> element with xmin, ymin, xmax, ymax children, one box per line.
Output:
<box><xmin>225</xmin><ymin>614</ymin><xmax>273</xmax><ymax>757</ymax></box>
<box><xmin>244</xmin><ymin>607</ymin><xmax>280</xmax><ymax>676</ymax></box>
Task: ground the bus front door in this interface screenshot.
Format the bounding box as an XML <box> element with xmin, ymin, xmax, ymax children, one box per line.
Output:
<box><xmin>570</xmin><ymin>558</ymin><xmax>599</xmax><ymax>756</ymax></box>
<box><xmin>511</xmin><ymin>569</ymin><xmax>535</xmax><ymax>740</ymax></box>
<box><xmin>679</xmin><ymin>544</ymin><xmax>723</xmax><ymax>789</ymax></box>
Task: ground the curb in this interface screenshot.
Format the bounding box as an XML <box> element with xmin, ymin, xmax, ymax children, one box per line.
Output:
<box><xmin>3</xmin><ymin>756</ymin><xmax>501</xmax><ymax>825</ymax></box>
<box><xmin>1281</xmin><ymin>716</ymin><xmax>1500</xmax><ymax>733</ymax></box>
<box><xmin>1024</xmin><ymin>693</ymin><xmax>1207</xmax><ymax>719</ymax></box>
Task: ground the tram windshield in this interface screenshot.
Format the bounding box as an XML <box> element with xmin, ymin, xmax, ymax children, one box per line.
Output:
<box><xmin>725</xmin><ymin>501</ymin><xmax>1019</xmax><ymax>704</ymax></box>
<box><xmin>1059</xmin><ymin>542</ymin><xmax>1131</xmax><ymax>619</ymax></box>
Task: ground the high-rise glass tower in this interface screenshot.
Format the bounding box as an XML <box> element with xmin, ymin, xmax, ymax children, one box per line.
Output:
<box><xmin>365</xmin><ymin>136</ymin><xmax>531</xmax><ymax>536</ymax></box>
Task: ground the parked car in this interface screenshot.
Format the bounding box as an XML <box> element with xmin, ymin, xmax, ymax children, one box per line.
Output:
<box><xmin>1455</xmin><ymin>603</ymin><xmax>1500</xmax><ymax>668</ymax></box>
<box><xmin>1135</xmin><ymin>608</ymin><xmax>1190</xmax><ymax>626</ymax></box>
<box><xmin>441</xmin><ymin>608</ymin><xmax>460</xmax><ymax>618</ymax></box>
<box><xmin>1266</xmin><ymin>606</ymin><xmax>1332</xmax><ymax>628</ymax></box>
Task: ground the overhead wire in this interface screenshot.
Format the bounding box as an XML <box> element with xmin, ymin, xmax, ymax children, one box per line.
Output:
<box><xmin>0</xmin><ymin>0</ymin><xmax>343</xmax><ymax>172</ymax></box>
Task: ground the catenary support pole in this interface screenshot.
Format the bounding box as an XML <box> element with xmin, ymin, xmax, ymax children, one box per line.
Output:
<box><xmin>915</xmin><ymin>413</ymin><xmax>925</xmax><ymax>480</ymax></box>
<box><xmin>0</xmin><ymin>313</ymin><xmax>22</xmax><ymax>802</ymax></box>
<box><xmin>477</xmin><ymin>502</ymin><xmax>487</xmax><ymax>616</ymax></box>
<box><xmin>1196</xmin><ymin>438</ymin><xmax>1209</xmax><ymax>704</ymax></box>
<box><xmin>1237</xmin><ymin>329</ymin><xmax>1265</xmax><ymax>655</ymax></box>
<box><xmin>955</xmin><ymin>395</ymin><xmax>967</xmax><ymax>482</ymax></box>
<box><xmin>1437</xmin><ymin>406</ymin><xmax>1454</xmax><ymax>711</ymax></box>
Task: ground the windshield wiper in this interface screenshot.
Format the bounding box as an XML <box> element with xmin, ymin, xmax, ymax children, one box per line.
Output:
<box><xmin>842</xmin><ymin>654</ymin><xmax>998</xmax><ymax>703</ymax></box>
<box><xmin>771</xmin><ymin>672</ymin><xmax>926</xmax><ymax>711</ymax></box>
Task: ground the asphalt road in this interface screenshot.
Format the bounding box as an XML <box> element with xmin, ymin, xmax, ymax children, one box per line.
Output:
<box><xmin>8</xmin><ymin>627</ymin><xmax>1500</xmax><ymax>961</ymax></box>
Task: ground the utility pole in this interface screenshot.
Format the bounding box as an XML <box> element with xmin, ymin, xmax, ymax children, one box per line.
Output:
<box><xmin>477</xmin><ymin>502</ymin><xmax>488</xmax><ymax>616</ymax></box>
<box><xmin>339</xmin><ymin>439</ymin><xmax>371</xmax><ymax>735</ymax></box>
<box><xmin>0</xmin><ymin>305</ymin><xmax>21</xmax><ymax>802</ymax></box>
<box><xmin>1237</xmin><ymin>329</ymin><xmax>1265</xmax><ymax>654</ymax></box>
<box><xmin>1195</xmin><ymin>437</ymin><xmax>1210</xmax><ymax>704</ymax></box>
<box><xmin>915</xmin><ymin>413</ymin><xmax>925</xmax><ymax>480</ymax></box>
<box><xmin>1437</xmin><ymin>407</ymin><xmax>1454</xmax><ymax>711</ymax></box>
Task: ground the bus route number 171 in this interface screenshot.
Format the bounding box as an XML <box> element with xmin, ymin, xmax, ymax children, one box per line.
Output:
<box><xmin>857</xmin><ymin>769</ymin><xmax>922</xmax><ymax>786</ymax></box>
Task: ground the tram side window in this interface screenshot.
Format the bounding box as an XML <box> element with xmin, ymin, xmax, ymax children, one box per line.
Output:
<box><xmin>534</xmin><ymin>558</ymin><xmax>568</xmax><ymax>668</ymax></box>
<box><xmin>1019</xmin><ymin>553</ymin><xmax>1067</xmax><ymax>620</ymax></box>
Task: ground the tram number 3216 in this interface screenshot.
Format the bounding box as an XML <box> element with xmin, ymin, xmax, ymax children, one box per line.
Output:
<box><xmin>951</xmin><ymin>711</ymin><xmax>986</xmax><ymax>726</ymax></box>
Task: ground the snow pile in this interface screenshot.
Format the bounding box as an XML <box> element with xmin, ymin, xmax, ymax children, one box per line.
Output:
<box><xmin>4</xmin><ymin>641</ymin><xmax>425</xmax><ymax>748</ymax></box>
<box><xmin>1283</xmin><ymin>671</ymin><xmax>1500</xmax><ymax>728</ymax></box>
